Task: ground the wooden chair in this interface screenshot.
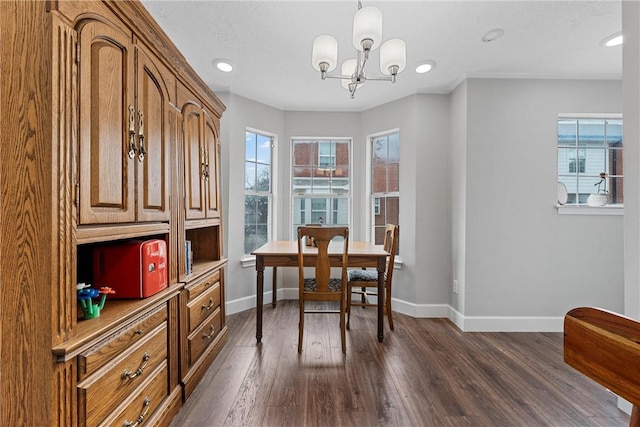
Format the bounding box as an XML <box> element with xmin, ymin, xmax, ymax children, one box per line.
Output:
<box><xmin>297</xmin><ymin>226</ymin><xmax>349</xmax><ymax>353</ymax></box>
<box><xmin>564</xmin><ymin>307</ymin><xmax>640</xmax><ymax>426</ymax></box>
<box><xmin>346</xmin><ymin>224</ymin><xmax>399</xmax><ymax>330</ymax></box>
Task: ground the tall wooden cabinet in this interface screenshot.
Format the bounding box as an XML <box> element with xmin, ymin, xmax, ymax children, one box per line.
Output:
<box><xmin>0</xmin><ymin>1</ymin><xmax>227</xmax><ymax>425</ymax></box>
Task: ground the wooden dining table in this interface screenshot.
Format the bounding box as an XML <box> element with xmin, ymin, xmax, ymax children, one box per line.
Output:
<box><xmin>252</xmin><ymin>240</ymin><xmax>389</xmax><ymax>343</ymax></box>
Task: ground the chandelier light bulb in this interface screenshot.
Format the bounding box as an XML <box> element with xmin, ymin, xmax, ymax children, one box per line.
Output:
<box><xmin>341</xmin><ymin>59</ymin><xmax>362</xmax><ymax>90</ymax></box>
<box><xmin>312</xmin><ymin>35</ymin><xmax>338</xmax><ymax>72</ymax></box>
<box><xmin>380</xmin><ymin>38</ymin><xmax>406</xmax><ymax>76</ymax></box>
<box><xmin>352</xmin><ymin>6</ymin><xmax>382</xmax><ymax>51</ymax></box>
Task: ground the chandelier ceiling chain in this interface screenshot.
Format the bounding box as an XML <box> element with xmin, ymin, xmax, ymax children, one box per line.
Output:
<box><xmin>311</xmin><ymin>0</ymin><xmax>407</xmax><ymax>98</ymax></box>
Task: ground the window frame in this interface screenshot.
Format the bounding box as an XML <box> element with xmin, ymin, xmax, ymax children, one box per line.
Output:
<box><xmin>290</xmin><ymin>137</ymin><xmax>352</xmax><ymax>239</ymax></box>
<box><xmin>243</xmin><ymin>128</ymin><xmax>276</xmax><ymax>259</ymax></box>
<box><xmin>557</xmin><ymin>113</ymin><xmax>623</xmax><ymax>215</ymax></box>
<box><xmin>367</xmin><ymin>129</ymin><xmax>400</xmax><ymax>246</ymax></box>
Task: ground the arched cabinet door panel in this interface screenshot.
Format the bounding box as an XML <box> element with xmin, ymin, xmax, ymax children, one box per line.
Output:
<box><xmin>182</xmin><ymin>102</ymin><xmax>205</xmax><ymax>220</ymax></box>
<box><xmin>203</xmin><ymin>109</ymin><xmax>220</xmax><ymax>219</ymax></box>
<box><xmin>136</xmin><ymin>44</ymin><xmax>171</xmax><ymax>222</ymax></box>
<box><xmin>78</xmin><ymin>19</ymin><xmax>135</xmax><ymax>224</ymax></box>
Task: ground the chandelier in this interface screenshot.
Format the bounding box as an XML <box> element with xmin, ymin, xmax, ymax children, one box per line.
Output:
<box><xmin>311</xmin><ymin>1</ymin><xmax>406</xmax><ymax>98</ymax></box>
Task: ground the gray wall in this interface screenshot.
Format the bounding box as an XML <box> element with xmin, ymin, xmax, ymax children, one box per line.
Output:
<box><xmin>623</xmin><ymin>0</ymin><xmax>640</xmax><ymax>320</ymax></box>
<box><xmin>456</xmin><ymin>78</ymin><xmax>624</xmax><ymax>330</ymax></box>
<box><xmin>219</xmin><ymin>93</ymin><xmax>284</xmax><ymax>306</ymax></box>
<box><xmin>219</xmin><ymin>78</ymin><xmax>626</xmax><ymax>332</ymax></box>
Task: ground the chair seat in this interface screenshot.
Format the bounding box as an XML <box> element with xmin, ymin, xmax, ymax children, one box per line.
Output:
<box><xmin>347</xmin><ymin>269</ymin><xmax>378</xmax><ymax>282</ymax></box>
<box><xmin>304</xmin><ymin>278</ymin><xmax>342</xmax><ymax>292</ymax></box>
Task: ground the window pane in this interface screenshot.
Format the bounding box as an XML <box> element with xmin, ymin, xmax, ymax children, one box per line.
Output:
<box><xmin>244</xmin><ymin>195</ymin><xmax>269</xmax><ymax>254</ymax></box>
<box><xmin>255</xmin><ymin>163</ymin><xmax>270</xmax><ymax>191</ymax></box>
<box><xmin>609</xmin><ymin>176</ymin><xmax>623</xmax><ymax>204</ymax></box>
<box><xmin>584</xmin><ymin>148</ymin><xmax>606</xmax><ymax>176</ymax></box>
<box><xmin>256</xmin><ymin>134</ymin><xmax>271</xmax><ymax>163</ymax></box>
<box><xmin>607</xmin><ymin>119</ymin><xmax>623</xmax><ymax>146</ymax></box>
<box><xmin>578</xmin><ymin>119</ymin><xmax>605</xmax><ymax>147</ymax></box>
<box><xmin>558</xmin><ymin>119</ymin><xmax>577</xmax><ymax>147</ymax></box>
<box><xmin>245</xmin><ymin>162</ymin><xmax>256</xmax><ymax>190</ymax></box>
<box><xmin>246</xmin><ymin>132</ymin><xmax>256</xmax><ymax>160</ymax></box>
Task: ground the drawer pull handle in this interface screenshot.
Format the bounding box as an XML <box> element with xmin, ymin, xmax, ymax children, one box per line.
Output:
<box><xmin>204</xmin><ymin>281</ymin><xmax>212</xmax><ymax>288</ymax></box>
<box><xmin>134</xmin><ymin>329</ymin><xmax>142</xmax><ymax>335</ymax></box>
<box><xmin>203</xmin><ymin>325</ymin><xmax>216</xmax><ymax>340</ymax></box>
<box><xmin>201</xmin><ymin>298</ymin><xmax>215</xmax><ymax>311</ymax></box>
<box><xmin>123</xmin><ymin>397</ymin><xmax>151</xmax><ymax>427</ymax></box>
<box><xmin>121</xmin><ymin>353</ymin><xmax>150</xmax><ymax>380</ymax></box>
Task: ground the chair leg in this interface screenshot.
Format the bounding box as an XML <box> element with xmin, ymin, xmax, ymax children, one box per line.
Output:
<box><xmin>386</xmin><ymin>286</ymin><xmax>394</xmax><ymax>331</ymax></box>
<box><xmin>340</xmin><ymin>298</ymin><xmax>346</xmax><ymax>353</ymax></box>
<box><xmin>298</xmin><ymin>299</ymin><xmax>304</xmax><ymax>353</ymax></box>
<box><xmin>361</xmin><ymin>286</ymin><xmax>366</xmax><ymax>305</ymax></box>
<box><xmin>346</xmin><ymin>283</ymin><xmax>352</xmax><ymax>330</ymax></box>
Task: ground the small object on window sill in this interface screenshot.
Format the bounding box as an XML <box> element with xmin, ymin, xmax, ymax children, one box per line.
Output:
<box><xmin>557</xmin><ymin>182</ymin><xmax>568</xmax><ymax>205</ymax></box>
<box><xmin>587</xmin><ymin>193</ymin><xmax>608</xmax><ymax>207</ymax></box>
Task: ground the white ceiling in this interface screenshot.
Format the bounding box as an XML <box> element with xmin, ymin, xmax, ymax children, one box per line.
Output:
<box><xmin>140</xmin><ymin>0</ymin><xmax>622</xmax><ymax>112</ymax></box>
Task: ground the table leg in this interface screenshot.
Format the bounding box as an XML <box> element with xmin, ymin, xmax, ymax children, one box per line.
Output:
<box><xmin>377</xmin><ymin>257</ymin><xmax>385</xmax><ymax>342</ymax></box>
<box><xmin>256</xmin><ymin>257</ymin><xmax>264</xmax><ymax>343</ymax></box>
<box><xmin>271</xmin><ymin>266</ymin><xmax>278</xmax><ymax>307</ymax></box>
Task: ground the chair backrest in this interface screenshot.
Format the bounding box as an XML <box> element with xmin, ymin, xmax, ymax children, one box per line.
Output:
<box><xmin>382</xmin><ymin>224</ymin><xmax>399</xmax><ymax>286</ymax></box>
<box><xmin>297</xmin><ymin>226</ymin><xmax>349</xmax><ymax>293</ymax></box>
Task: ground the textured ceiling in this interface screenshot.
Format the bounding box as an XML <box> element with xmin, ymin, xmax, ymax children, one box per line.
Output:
<box><xmin>140</xmin><ymin>0</ymin><xmax>622</xmax><ymax>112</ymax></box>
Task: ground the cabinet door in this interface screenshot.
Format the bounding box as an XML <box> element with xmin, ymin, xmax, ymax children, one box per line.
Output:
<box><xmin>78</xmin><ymin>19</ymin><xmax>135</xmax><ymax>224</ymax></box>
<box><xmin>203</xmin><ymin>110</ymin><xmax>220</xmax><ymax>219</ymax></box>
<box><xmin>136</xmin><ymin>45</ymin><xmax>170</xmax><ymax>222</ymax></box>
<box><xmin>182</xmin><ymin>103</ymin><xmax>205</xmax><ymax>220</ymax></box>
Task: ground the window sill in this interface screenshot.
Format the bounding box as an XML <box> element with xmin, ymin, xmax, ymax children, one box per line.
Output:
<box><xmin>556</xmin><ymin>204</ymin><xmax>623</xmax><ymax>216</ymax></box>
<box><xmin>241</xmin><ymin>256</ymin><xmax>256</xmax><ymax>268</ymax></box>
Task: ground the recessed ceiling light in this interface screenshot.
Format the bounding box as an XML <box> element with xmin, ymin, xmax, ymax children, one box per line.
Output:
<box><xmin>415</xmin><ymin>60</ymin><xmax>436</xmax><ymax>74</ymax></box>
<box><xmin>482</xmin><ymin>28</ymin><xmax>504</xmax><ymax>43</ymax></box>
<box><xmin>602</xmin><ymin>32</ymin><xmax>623</xmax><ymax>47</ymax></box>
<box><xmin>213</xmin><ymin>58</ymin><xmax>234</xmax><ymax>72</ymax></box>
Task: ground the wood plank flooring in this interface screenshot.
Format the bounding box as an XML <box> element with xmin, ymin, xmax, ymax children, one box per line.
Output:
<box><xmin>170</xmin><ymin>300</ymin><xmax>630</xmax><ymax>426</ymax></box>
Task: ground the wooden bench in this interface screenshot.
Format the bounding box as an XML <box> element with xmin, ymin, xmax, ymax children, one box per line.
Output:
<box><xmin>564</xmin><ymin>307</ymin><xmax>640</xmax><ymax>426</ymax></box>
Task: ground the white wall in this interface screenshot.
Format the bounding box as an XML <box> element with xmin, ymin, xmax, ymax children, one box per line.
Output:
<box><xmin>456</xmin><ymin>78</ymin><xmax>624</xmax><ymax>331</ymax></box>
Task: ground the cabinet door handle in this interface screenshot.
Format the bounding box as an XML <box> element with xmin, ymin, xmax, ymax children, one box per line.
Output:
<box><xmin>137</xmin><ymin>110</ymin><xmax>146</xmax><ymax>162</ymax></box>
<box><xmin>128</xmin><ymin>105</ymin><xmax>137</xmax><ymax>159</ymax></box>
<box><xmin>203</xmin><ymin>325</ymin><xmax>216</xmax><ymax>339</ymax></box>
<box><xmin>123</xmin><ymin>397</ymin><xmax>151</xmax><ymax>427</ymax></box>
<box><xmin>200</xmin><ymin>146</ymin><xmax>207</xmax><ymax>180</ymax></box>
<box><xmin>121</xmin><ymin>352</ymin><xmax>150</xmax><ymax>380</ymax></box>
<box><xmin>201</xmin><ymin>297</ymin><xmax>215</xmax><ymax>311</ymax></box>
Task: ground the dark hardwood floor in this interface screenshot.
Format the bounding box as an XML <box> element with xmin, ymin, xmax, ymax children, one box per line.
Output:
<box><xmin>171</xmin><ymin>300</ymin><xmax>629</xmax><ymax>426</ymax></box>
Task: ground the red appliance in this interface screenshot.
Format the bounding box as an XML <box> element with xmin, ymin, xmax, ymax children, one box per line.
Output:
<box><xmin>93</xmin><ymin>239</ymin><xmax>168</xmax><ymax>299</ymax></box>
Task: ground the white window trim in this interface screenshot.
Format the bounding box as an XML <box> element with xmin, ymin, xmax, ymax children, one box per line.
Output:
<box><xmin>242</xmin><ymin>127</ymin><xmax>278</xmax><ymax>264</ymax></box>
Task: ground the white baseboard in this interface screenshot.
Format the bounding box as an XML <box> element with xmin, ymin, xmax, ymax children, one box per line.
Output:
<box><xmin>225</xmin><ymin>292</ymin><xmax>564</xmax><ymax>332</ymax></box>
<box><xmin>447</xmin><ymin>306</ymin><xmax>564</xmax><ymax>332</ymax></box>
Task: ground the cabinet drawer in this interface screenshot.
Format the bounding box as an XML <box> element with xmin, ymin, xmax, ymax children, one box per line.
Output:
<box><xmin>185</xmin><ymin>270</ymin><xmax>220</xmax><ymax>300</ymax></box>
<box><xmin>187</xmin><ymin>307</ymin><xmax>221</xmax><ymax>365</ymax></box>
<box><xmin>99</xmin><ymin>361</ymin><xmax>168</xmax><ymax>427</ymax></box>
<box><xmin>79</xmin><ymin>323</ymin><xmax>168</xmax><ymax>427</ymax></box>
<box><xmin>79</xmin><ymin>305</ymin><xmax>168</xmax><ymax>380</ymax></box>
<box><xmin>187</xmin><ymin>281</ymin><xmax>220</xmax><ymax>333</ymax></box>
